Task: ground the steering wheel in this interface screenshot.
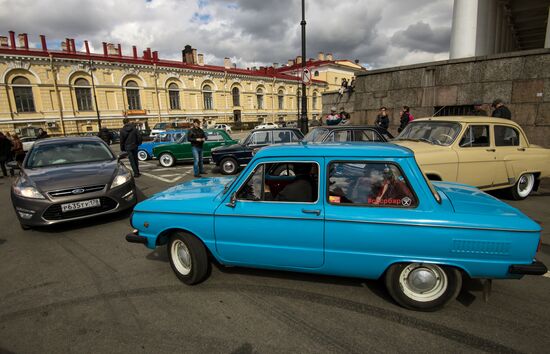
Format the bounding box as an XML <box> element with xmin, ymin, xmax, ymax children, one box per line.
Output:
<box><xmin>435</xmin><ymin>134</ymin><xmax>453</xmax><ymax>145</ymax></box>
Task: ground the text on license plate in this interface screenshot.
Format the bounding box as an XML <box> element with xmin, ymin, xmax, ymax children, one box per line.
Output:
<box><xmin>61</xmin><ymin>199</ymin><xmax>101</xmax><ymax>212</ymax></box>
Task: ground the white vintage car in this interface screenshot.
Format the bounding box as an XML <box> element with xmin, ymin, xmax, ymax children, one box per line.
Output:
<box><xmin>393</xmin><ymin>116</ymin><xmax>550</xmax><ymax>200</ymax></box>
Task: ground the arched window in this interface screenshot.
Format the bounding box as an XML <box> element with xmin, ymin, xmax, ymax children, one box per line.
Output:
<box><xmin>74</xmin><ymin>78</ymin><xmax>93</xmax><ymax>111</ymax></box>
<box><xmin>256</xmin><ymin>88</ymin><xmax>264</xmax><ymax>109</ymax></box>
<box><xmin>168</xmin><ymin>83</ymin><xmax>180</xmax><ymax>110</ymax></box>
<box><xmin>312</xmin><ymin>91</ymin><xmax>318</xmax><ymax>110</ymax></box>
<box><xmin>232</xmin><ymin>87</ymin><xmax>240</xmax><ymax>107</ymax></box>
<box><xmin>12</xmin><ymin>76</ymin><xmax>35</xmax><ymax>112</ymax></box>
<box><xmin>278</xmin><ymin>90</ymin><xmax>284</xmax><ymax>110</ymax></box>
<box><xmin>125</xmin><ymin>80</ymin><xmax>141</xmax><ymax>110</ymax></box>
<box><xmin>314</xmin><ymin>71</ymin><xmax>319</xmax><ymax>77</ymax></box>
<box><xmin>203</xmin><ymin>84</ymin><xmax>213</xmax><ymax>110</ymax></box>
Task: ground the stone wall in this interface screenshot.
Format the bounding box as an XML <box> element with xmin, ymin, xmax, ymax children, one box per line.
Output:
<box><xmin>323</xmin><ymin>49</ymin><xmax>550</xmax><ymax>147</ymax></box>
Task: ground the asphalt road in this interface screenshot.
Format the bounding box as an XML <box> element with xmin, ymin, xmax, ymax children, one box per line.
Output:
<box><xmin>0</xmin><ymin>157</ymin><xmax>549</xmax><ymax>353</ymax></box>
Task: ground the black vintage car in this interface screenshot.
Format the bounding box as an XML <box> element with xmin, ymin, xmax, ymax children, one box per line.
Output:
<box><xmin>303</xmin><ymin>125</ymin><xmax>393</xmax><ymax>143</ymax></box>
<box><xmin>211</xmin><ymin>128</ymin><xmax>304</xmax><ymax>174</ymax></box>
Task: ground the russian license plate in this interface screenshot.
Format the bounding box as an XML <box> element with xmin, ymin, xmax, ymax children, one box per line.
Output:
<box><xmin>61</xmin><ymin>199</ymin><xmax>101</xmax><ymax>212</ymax></box>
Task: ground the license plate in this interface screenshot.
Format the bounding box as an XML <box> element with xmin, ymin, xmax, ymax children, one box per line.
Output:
<box><xmin>61</xmin><ymin>199</ymin><xmax>101</xmax><ymax>212</ymax></box>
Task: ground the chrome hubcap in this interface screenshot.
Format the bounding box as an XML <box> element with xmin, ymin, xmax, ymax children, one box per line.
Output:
<box><xmin>223</xmin><ymin>161</ymin><xmax>235</xmax><ymax>173</ymax></box>
<box><xmin>138</xmin><ymin>151</ymin><xmax>147</xmax><ymax>160</ymax></box>
<box><xmin>517</xmin><ymin>174</ymin><xmax>534</xmax><ymax>198</ymax></box>
<box><xmin>399</xmin><ymin>263</ymin><xmax>448</xmax><ymax>302</ymax></box>
<box><xmin>171</xmin><ymin>240</ymin><xmax>191</xmax><ymax>275</ymax></box>
<box><xmin>161</xmin><ymin>155</ymin><xmax>172</xmax><ymax>166</ymax></box>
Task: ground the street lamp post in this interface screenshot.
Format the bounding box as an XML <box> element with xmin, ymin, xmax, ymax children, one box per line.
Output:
<box><xmin>89</xmin><ymin>59</ymin><xmax>102</xmax><ymax>130</ymax></box>
<box><xmin>300</xmin><ymin>0</ymin><xmax>308</xmax><ymax>134</ymax></box>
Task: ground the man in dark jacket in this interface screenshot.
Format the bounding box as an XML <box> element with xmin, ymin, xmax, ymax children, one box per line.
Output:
<box><xmin>375</xmin><ymin>106</ymin><xmax>390</xmax><ymax>130</ymax></box>
<box><xmin>0</xmin><ymin>132</ymin><xmax>13</xmax><ymax>178</ymax></box>
<box><xmin>491</xmin><ymin>99</ymin><xmax>512</xmax><ymax>119</ymax></box>
<box><xmin>119</xmin><ymin>118</ymin><xmax>142</xmax><ymax>177</ymax></box>
<box><xmin>398</xmin><ymin>106</ymin><xmax>412</xmax><ymax>133</ymax></box>
<box><xmin>187</xmin><ymin>119</ymin><xmax>207</xmax><ymax>177</ymax></box>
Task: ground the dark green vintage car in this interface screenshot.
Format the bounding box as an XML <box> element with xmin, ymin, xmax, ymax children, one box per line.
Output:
<box><xmin>153</xmin><ymin>129</ymin><xmax>238</xmax><ymax>167</ymax></box>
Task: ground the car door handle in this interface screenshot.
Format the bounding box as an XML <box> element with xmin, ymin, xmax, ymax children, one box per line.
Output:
<box><xmin>486</xmin><ymin>148</ymin><xmax>496</xmax><ymax>152</ymax></box>
<box><xmin>302</xmin><ymin>209</ymin><xmax>321</xmax><ymax>216</ymax></box>
<box><xmin>517</xmin><ymin>148</ymin><xmax>525</xmax><ymax>151</ymax></box>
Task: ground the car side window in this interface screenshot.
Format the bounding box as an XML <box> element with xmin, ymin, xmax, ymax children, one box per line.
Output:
<box><xmin>459</xmin><ymin>125</ymin><xmax>490</xmax><ymax>147</ymax></box>
<box><xmin>328</xmin><ymin>162</ymin><xmax>417</xmax><ymax>208</ymax></box>
<box><xmin>273</xmin><ymin>131</ymin><xmax>292</xmax><ymax>143</ymax></box>
<box><xmin>236</xmin><ymin>162</ymin><xmax>318</xmax><ymax>203</ymax></box>
<box><xmin>494</xmin><ymin>125</ymin><xmax>519</xmax><ymax>146</ymax></box>
<box><xmin>355</xmin><ymin>130</ymin><xmax>382</xmax><ymax>142</ymax></box>
<box><xmin>207</xmin><ymin>132</ymin><xmax>224</xmax><ymax>142</ymax></box>
<box><xmin>330</xmin><ymin>130</ymin><xmax>351</xmax><ymax>142</ymax></box>
<box><xmin>290</xmin><ymin>131</ymin><xmax>301</xmax><ymax>142</ymax></box>
<box><xmin>251</xmin><ymin>131</ymin><xmax>271</xmax><ymax>145</ymax></box>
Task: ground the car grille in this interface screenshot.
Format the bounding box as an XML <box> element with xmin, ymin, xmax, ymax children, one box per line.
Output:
<box><xmin>43</xmin><ymin>197</ymin><xmax>118</xmax><ymax>221</ymax></box>
<box><xmin>48</xmin><ymin>184</ymin><xmax>106</xmax><ymax>198</ymax></box>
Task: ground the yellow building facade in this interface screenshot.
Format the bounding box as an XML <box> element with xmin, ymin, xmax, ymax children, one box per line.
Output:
<box><xmin>0</xmin><ymin>35</ymin><xmax>326</xmax><ymax>136</ymax></box>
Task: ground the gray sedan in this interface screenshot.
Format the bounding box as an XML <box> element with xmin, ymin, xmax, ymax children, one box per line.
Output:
<box><xmin>10</xmin><ymin>137</ymin><xmax>137</xmax><ymax>229</ymax></box>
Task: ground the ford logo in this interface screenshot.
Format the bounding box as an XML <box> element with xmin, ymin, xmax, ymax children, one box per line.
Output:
<box><xmin>71</xmin><ymin>188</ymin><xmax>85</xmax><ymax>195</ymax></box>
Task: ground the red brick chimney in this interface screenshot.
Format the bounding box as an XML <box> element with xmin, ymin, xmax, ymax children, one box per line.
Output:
<box><xmin>102</xmin><ymin>42</ymin><xmax>108</xmax><ymax>55</ymax></box>
<box><xmin>40</xmin><ymin>35</ymin><xmax>48</xmax><ymax>51</ymax></box>
<box><xmin>84</xmin><ymin>40</ymin><xmax>90</xmax><ymax>54</ymax></box>
<box><xmin>9</xmin><ymin>31</ymin><xmax>16</xmax><ymax>49</ymax></box>
<box><xmin>132</xmin><ymin>45</ymin><xmax>138</xmax><ymax>58</ymax></box>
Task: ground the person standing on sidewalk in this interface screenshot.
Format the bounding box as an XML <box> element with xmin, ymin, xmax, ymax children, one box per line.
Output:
<box><xmin>120</xmin><ymin>118</ymin><xmax>142</xmax><ymax>178</ymax></box>
<box><xmin>375</xmin><ymin>106</ymin><xmax>390</xmax><ymax>131</ymax></box>
<box><xmin>188</xmin><ymin>119</ymin><xmax>207</xmax><ymax>177</ymax></box>
<box><xmin>0</xmin><ymin>132</ymin><xmax>13</xmax><ymax>178</ymax></box>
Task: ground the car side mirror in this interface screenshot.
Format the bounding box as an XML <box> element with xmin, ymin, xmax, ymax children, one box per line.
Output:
<box><xmin>226</xmin><ymin>192</ymin><xmax>237</xmax><ymax>208</ymax></box>
<box><xmin>118</xmin><ymin>152</ymin><xmax>129</xmax><ymax>160</ymax></box>
<box><xmin>6</xmin><ymin>161</ymin><xmax>19</xmax><ymax>169</ymax></box>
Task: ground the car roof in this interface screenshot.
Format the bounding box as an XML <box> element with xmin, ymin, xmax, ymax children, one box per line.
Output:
<box><xmin>413</xmin><ymin>116</ymin><xmax>522</xmax><ymax>126</ymax></box>
<box><xmin>313</xmin><ymin>125</ymin><xmax>387</xmax><ymax>131</ymax></box>
<box><xmin>254</xmin><ymin>142</ymin><xmax>413</xmax><ymax>159</ymax></box>
<box><xmin>32</xmin><ymin>136</ymin><xmax>105</xmax><ymax>147</ymax></box>
<box><xmin>250</xmin><ymin>128</ymin><xmax>302</xmax><ymax>132</ymax></box>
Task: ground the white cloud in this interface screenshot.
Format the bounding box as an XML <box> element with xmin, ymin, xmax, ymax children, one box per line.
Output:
<box><xmin>0</xmin><ymin>0</ymin><xmax>454</xmax><ymax>69</ymax></box>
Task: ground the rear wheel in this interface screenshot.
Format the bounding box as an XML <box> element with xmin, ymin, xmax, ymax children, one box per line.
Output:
<box><xmin>137</xmin><ymin>150</ymin><xmax>149</xmax><ymax>161</ymax></box>
<box><xmin>509</xmin><ymin>173</ymin><xmax>535</xmax><ymax>200</ymax></box>
<box><xmin>385</xmin><ymin>263</ymin><xmax>462</xmax><ymax>311</ymax></box>
<box><xmin>159</xmin><ymin>153</ymin><xmax>175</xmax><ymax>167</ymax></box>
<box><xmin>168</xmin><ymin>232</ymin><xmax>210</xmax><ymax>285</ymax></box>
<box><xmin>220</xmin><ymin>157</ymin><xmax>238</xmax><ymax>175</ymax></box>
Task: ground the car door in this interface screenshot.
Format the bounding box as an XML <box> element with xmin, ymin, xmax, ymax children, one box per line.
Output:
<box><xmin>214</xmin><ymin>158</ymin><xmax>325</xmax><ymax>268</ymax></box>
<box><xmin>455</xmin><ymin>124</ymin><xmax>496</xmax><ymax>188</ymax></box>
<box><xmin>173</xmin><ymin>133</ymin><xmax>192</xmax><ymax>160</ymax></box>
<box><xmin>203</xmin><ymin>131</ymin><xmax>227</xmax><ymax>157</ymax></box>
<box><xmin>324</xmin><ymin>158</ymin><xmax>432</xmax><ymax>279</ymax></box>
<box><xmin>493</xmin><ymin>124</ymin><xmax>526</xmax><ymax>186</ymax></box>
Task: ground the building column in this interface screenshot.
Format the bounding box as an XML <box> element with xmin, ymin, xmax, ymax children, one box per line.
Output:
<box><xmin>485</xmin><ymin>0</ymin><xmax>497</xmax><ymax>55</ymax></box>
<box><xmin>545</xmin><ymin>6</ymin><xmax>550</xmax><ymax>48</ymax></box>
<box><xmin>494</xmin><ymin>2</ymin><xmax>503</xmax><ymax>53</ymax></box>
<box><xmin>450</xmin><ymin>0</ymin><xmax>480</xmax><ymax>58</ymax></box>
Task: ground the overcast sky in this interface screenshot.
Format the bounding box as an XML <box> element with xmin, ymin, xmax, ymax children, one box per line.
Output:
<box><xmin>0</xmin><ymin>0</ymin><xmax>453</xmax><ymax>69</ymax></box>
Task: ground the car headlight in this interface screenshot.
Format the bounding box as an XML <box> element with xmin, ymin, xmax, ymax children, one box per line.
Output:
<box><xmin>111</xmin><ymin>165</ymin><xmax>132</xmax><ymax>188</ymax></box>
<box><xmin>13</xmin><ymin>175</ymin><xmax>45</xmax><ymax>199</ymax></box>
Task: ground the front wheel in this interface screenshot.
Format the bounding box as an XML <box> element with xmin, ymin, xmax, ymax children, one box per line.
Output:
<box><xmin>159</xmin><ymin>153</ymin><xmax>175</xmax><ymax>167</ymax></box>
<box><xmin>385</xmin><ymin>263</ymin><xmax>462</xmax><ymax>311</ymax></box>
<box><xmin>220</xmin><ymin>157</ymin><xmax>238</xmax><ymax>175</ymax></box>
<box><xmin>509</xmin><ymin>173</ymin><xmax>535</xmax><ymax>200</ymax></box>
<box><xmin>168</xmin><ymin>232</ymin><xmax>210</xmax><ymax>285</ymax></box>
<box><xmin>137</xmin><ymin>150</ymin><xmax>149</xmax><ymax>161</ymax></box>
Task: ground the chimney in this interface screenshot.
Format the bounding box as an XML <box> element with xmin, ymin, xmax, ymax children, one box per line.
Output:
<box><xmin>61</xmin><ymin>41</ymin><xmax>67</xmax><ymax>51</ymax></box>
<box><xmin>84</xmin><ymin>40</ymin><xmax>90</xmax><ymax>54</ymax></box>
<box><xmin>197</xmin><ymin>53</ymin><xmax>204</xmax><ymax>66</ymax></box>
<box><xmin>182</xmin><ymin>44</ymin><xmax>194</xmax><ymax>64</ymax></box>
<box><xmin>70</xmin><ymin>38</ymin><xmax>76</xmax><ymax>52</ymax></box>
<box><xmin>326</xmin><ymin>53</ymin><xmax>333</xmax><ymax>61</ymax></box>
<box><xmin>287</xmin><ymin>59</ymin><xmax>294</xmax><ymax>66</ymax></box>
<box><xmin>9</xmin><ymin>31</ymin><xmax>16</xmax><ymax>49</ymax></box>
<box><xmin>223</xmin><ymin>57</ymin><xmax>231</xmax><ymax>69</ymax></box>
<box><xmin>143</xmin><ymin>50</ymin><xmax>150</xmax><ymax>59</ymax></box>
<box><xmin>102</xmin><ymin>42</ymin><xmax>108</xmax><ymax>55</ymax></box>
<box><xmin>117</xmin><ymin>43</ymin><xmax>122</xmax><ymax>56</ymax></box>
<box><xmin>18</xmin><ymin>34</ymin><xmax>28</xmax><ymax>49</ymax></box>
<box><xmin>192</xmin><ymin>48</ymin><xmax>198</xmax><ymax>64</ymax></box>
<box><xmin>132</xmin><ymin>45</ymin><xmax>138</xmax><ymax>58</ymax></box>
<box><xmin>147</xmin><ymin>47</ymin><xmax>152</xmax><ymax>59</ymax></box>
<box><xmin>40</xmin><ymin>35</ymin><xmax>47</xmax><ymax>51</ymax></box>
<box><xmin>296</xmin><ymin>56</ymin><xmax>302</xmax><ymax>64</ymax></box>
<box><xmin>152</xmin><ymin>51</ymin><xmax>159</xmax><ymax>61</ymax></box>
<box><xmin>66</xmin><ymin>38</ymin><xmax>71</xmax><ymax>52</ymax></box>
<box><xmin>318</xmin><ymin>52</ymin><xmax>325</xmax><ymax>61</ymax></box>
<box><xmin>0</xmin><ymin>36</ymin><xmax>9</xmax><ymax>47</ymax></box>
<box><xmin>273</xmin><ymin>62</ymin><xmax>279</xmax><ymax>68</ymax></box>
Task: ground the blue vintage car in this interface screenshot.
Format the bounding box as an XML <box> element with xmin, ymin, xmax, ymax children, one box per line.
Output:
<box><xmin>137</xmin><ymin>130</ymin><xmax>186</xmax><ymax>161</ymax></box>
<box><xmin>125</xmin><ymin>143</ymin><xmax>547</xmax><ymax>311</ymax></box>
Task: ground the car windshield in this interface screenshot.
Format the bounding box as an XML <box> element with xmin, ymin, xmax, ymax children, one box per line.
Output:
<box><xmin>26</xmin><ymin>141</ymin><xmax>114</xmax><ymax>168</ymax></box>
<box><xmin>395</xmin><ymin>121</ymin><xmax>462</xmax><ymax>146</ymax></box>
<box><xmin>303</xmin><ymin>128</ymin><xmax>328</xmax><ymax>142</ymax></box>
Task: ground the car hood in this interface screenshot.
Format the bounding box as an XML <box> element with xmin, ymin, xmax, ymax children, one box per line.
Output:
<box><xmin>433</xmin><ymin>181</ymin><xmax>541</xmax><ymax>231</ymax></box>
<box><xmin>24</xmin><ymin>160</ymin><xmax>118</xmax><ymax>192</ymax></box>
<box><xmin>135</xmin><ymin>176</ymin><xmax>235</xmax><ymax>213</ymax></box>
<box><xmin>391</xmin><ymin>140</ymin><xmax>450</xmax><ymax>153</ymax></box>
<box><xmin>212</xmin><ymin>143</ymin><xmax>246</xmax><ymax>153</ymax></box>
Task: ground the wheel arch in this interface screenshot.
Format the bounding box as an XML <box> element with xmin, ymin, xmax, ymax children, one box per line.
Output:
<box><xmin>381</xmin><ymin>259</ymin><xmax>472</xmax><ymax>279</ymax></box>
<box><xmin>156</xmin><ymin>227</ymin><xmax>219</xmax><ymax>262</ymax></box>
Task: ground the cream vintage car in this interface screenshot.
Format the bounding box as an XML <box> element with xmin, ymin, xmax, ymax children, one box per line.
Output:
<box><xmin>393</xmin><ymin>116</ymin><xmax>550</xmax><ymax>200</ymax></box>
